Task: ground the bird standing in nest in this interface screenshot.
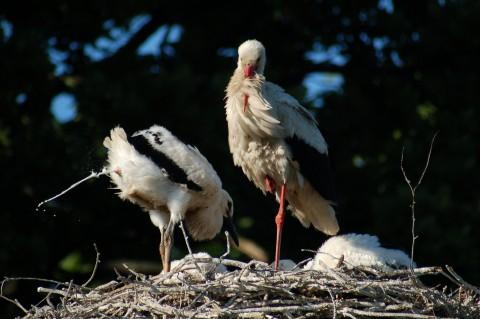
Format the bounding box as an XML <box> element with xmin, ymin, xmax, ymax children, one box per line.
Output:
<box><xmin>225</xmin><ymin>40</ymin><xmax>339</xmax><ymax>270</ymax></box>
<box><xmin>103</xmin><ymin>125</ymin><xmax>238</xmax><ymax>272</ymax></box>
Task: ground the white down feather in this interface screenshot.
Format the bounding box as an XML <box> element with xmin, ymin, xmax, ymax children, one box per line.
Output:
<box><xmin>304</xmin><ymin>233</ymin><xmax>415</xmax><ymax>271</ymax></box>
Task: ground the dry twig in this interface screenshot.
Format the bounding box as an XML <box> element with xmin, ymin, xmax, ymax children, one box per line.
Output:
<box><xmin>11</xmin><ymin>257</ymin><xmax>478</xmax><ymax>319</ymax></box>
<box><xmin>400</xmin><ymin>133</ymin><xmax>438</xmax><ymax>271</ymax></box>
<box><xmin>82</xmin><ymin>243</ymin><xmax>101</xmax><ymax>287</ymax></box>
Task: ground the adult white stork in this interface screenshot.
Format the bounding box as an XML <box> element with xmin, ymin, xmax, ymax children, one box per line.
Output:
<box><xmin>225</xmin><ymin>39</ymin><xmax>339</xmax><ymax>270</ymax></box>
<box><xmin>103</xmin><ymin>125</ymin><xmax>238</xmax><ymax>272</ymax></box>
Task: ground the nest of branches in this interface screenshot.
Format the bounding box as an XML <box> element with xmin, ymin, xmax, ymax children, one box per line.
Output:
<box><xmin>10</xmin><ymin>256</ymin><xmax>479</xmax><ymax>319</ymax></box>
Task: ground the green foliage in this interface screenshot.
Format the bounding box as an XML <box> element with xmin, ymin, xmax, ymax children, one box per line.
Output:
<box><xmin>58</xmin><ymin>251</ymin><xmax>92</xmax><ymax>274</ymax></box>
<box><xmin>1</xmin><ymin>1</ymin><xmax>479</xmax><ymax>316</ymax></box>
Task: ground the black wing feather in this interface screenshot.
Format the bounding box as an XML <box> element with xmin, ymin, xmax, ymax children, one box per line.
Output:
<box><xmin>285</xmin><ymin>135</ymin><xmax>337</xmax><ymax>202</ymax></box>
<box><xmin>129</xmin><ymin>134</ymin><xmax>203</xmax><ymax>192</ymax></box>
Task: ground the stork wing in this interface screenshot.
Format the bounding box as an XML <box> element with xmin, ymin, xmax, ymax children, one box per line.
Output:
<box><xmin>132</xmin><ymin>125</ymin><xmax>222</xmax><ymax>194</ymax></box>
<box><xmin>263</xmin><ymin>82</ymin><xmax>328</xmax><ymax>153</ymax></box>
<box><xmin>285</xmin><ymin>134</ymin><xmax>337</xmax><ymax>202</ymax></box>
<box><xmin>264</xmin><ymin>82</ymin><xmax>336</xmax><ymax>202</ymax></box>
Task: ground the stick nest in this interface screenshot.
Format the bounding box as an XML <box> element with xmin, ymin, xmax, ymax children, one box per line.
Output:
<box><xmin>18</xmin><ymin>257</ymin><xmax>480</xmax><ymax>318</ymax></box>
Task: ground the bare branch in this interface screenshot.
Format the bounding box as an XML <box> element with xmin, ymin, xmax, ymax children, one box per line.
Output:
<box><xmin>0</xmin><ymin>294</ymin><xmax>29</xmax><ymax>314</ymax></box>
<box><xmin>327</xmin><ymin>287</ymin><xmax>337</xmax><ymax>319</ymax></box>
<box><xmin>36</xmin><ymin>167</ymin><xmax>109</xmax><ymax>211</ymax></box>
<box><xmin>340</xmin><ymin>307</ymin><xmax>436</xmax><ymax>318</ymax></box>
<box><xmin>445</xmin><ymin>265</ymin><xmax>480</xmax><ymax>295</ymax></box>
<box><xmin>400</xmin><ymin>133</ymin><xmax>438</xmax><ymax>273</ymax></box>
<box><xmin>415</xmin><ymin>132</ymin><xmax>439</xmax><ymax>191</ymax></box>
<box><xmin>82</xmin><ymin>243</ymin><xmax>101</xmax><ymax>288</ymax></box>
<box><xmin>179</xmin><ymin>221</ymin><xmax>206</xmax><ymax>280</ymax></box>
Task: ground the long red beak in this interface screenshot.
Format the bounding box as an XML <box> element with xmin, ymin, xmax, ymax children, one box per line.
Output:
<box><xmin>244</xmin><ymin>64</ymin><xmax>255</xmax><ymax>78</ymax></box>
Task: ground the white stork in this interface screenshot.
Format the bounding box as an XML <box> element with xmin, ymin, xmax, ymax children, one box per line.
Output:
<box><xmin>304</xmin><ymin>233</ymin><xmax>414</xmax><ymax>271</ymax></box>
<box><xmin>225</xmin><ymin>39</ymin><xmax>339</xmax><ymax>270</ymax></box>
<box><xmin>170</xmin><ymin>252</ymin><xmax>227</xmax><ymax>280</ymax></box>
<box><xmin>103</xmin><ymin>125</ymin><xmax>238</xmax><ymax>272</ymax></box>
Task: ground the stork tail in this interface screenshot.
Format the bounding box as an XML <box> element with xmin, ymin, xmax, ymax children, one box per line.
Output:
<box><xmin>287</xmin><ymin>182</ymin><xmax>339</xmax><ymax>236</ymax></box>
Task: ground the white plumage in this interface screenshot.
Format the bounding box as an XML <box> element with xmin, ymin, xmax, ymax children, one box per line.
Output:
<box><xmin>103</xmin><ymin>125</ymin><xmax>238</xmax><ymax>272</ymax></box>
<box><xmin>225</xmin><ymin>39</ymin><xmax>339</xmax><ymax>269</ymax></box>
<box><xmin>170</xmin><ymin>252</ymin><xmax>227</xmax><ymax>280</ymax></box>
<box><xmin>304</xmin><ymin>234</ymin><xmax>414</xmax><ymax>271</ymax></box>
<box><xmin>270</xmin><ymin>259</ymin><xmax>297</xmax><ymax>271</ymax></box>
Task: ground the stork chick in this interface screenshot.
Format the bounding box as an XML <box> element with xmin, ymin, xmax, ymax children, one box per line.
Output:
<box><xmin>225</xmin><ymin>40</ymin><xmax>339</xmax><ymax>270</ymax></box>
<box><xmin>103</xmin><ymin>125</ymin><xmax>238</xmax><ymax>272</ymax></box>
<box><xmin>304</xmin><ymin>234</ymin><xmax>415</xmax><ymax>271</ymax></box>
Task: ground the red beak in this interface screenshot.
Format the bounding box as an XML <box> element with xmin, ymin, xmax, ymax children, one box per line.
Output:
<box><xmin>244</xmin><ymin>64</ymin><xmax>255</xmax><ymax>78</ymax></box>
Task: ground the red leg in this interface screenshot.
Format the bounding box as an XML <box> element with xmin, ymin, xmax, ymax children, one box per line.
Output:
<box><xmin>264</xmin><ymin>175</ymin><xmax>276</xmax><ymax>193</ymax></box>
<box><xmin>243</xmin><ymin>94</ymin><xmax>249</xmax><ymax>112</ymax></box>
<box><xmin>274</xmin><ymin>184</ymin><xmax>286</xmax><ymax>271</ymax></box>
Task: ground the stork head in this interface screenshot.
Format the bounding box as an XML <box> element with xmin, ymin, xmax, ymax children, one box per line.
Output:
<box><xmin>237</xmin><ymin>39</ymin><xmax>266</xmax><ymax>78</ymax></box>
<box><xmin>220</xmin><ymin>190</ymin><xmax>239</xmax><ymax>246</ymax></box>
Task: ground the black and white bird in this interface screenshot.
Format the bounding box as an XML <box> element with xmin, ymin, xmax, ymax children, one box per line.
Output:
<box><xmin>225</xmin><ymin>39</ymin><xmax>339</xmax><ymax>270</ymax></box>
<box><xmin>103</xmin><ymin>125</ymin><xmax>238</xmax><ymax>272</ymax></box>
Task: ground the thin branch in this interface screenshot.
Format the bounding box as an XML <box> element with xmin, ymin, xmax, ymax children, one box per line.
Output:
<box><xmin>179</xmin><ymin>221</ymin><xmax>206</xmax><ymax>280</ymax></box>
<box><xmin>82</xmin><ymin>243</ymin><xmax>101</xmax><ymax>287</ymax></box>
<box><xmin>445</xmin><ymin>265</ymin><xmax>480</xmax><ymax>295</ymax></box>
<box><xmin>122</xmin><ymin>264</ymin><xmax>146</xmax><ymax>281</ymax></box>
<box><xmin>400</xmin><ymin>132</ymin><xmax>438</xmax><ymax>272</ymax></box>
<box><xmin>0</xmin><ymin>295</ymin><xmax>29</xmax><ymax>314</ymax></box>
<box><xmin>341</xmin><ymin>307</ymin><xmax>436</xmax><ymax>318</ymax></box>
<box><xmin>327</xmin><ymin>287</ymin><xmax>337</xmax><ymax>319</ymax></box>
<box><xmin>36</xmin><ymin>167</ymin><xmax>109</xmax><ymax>211</ymax></box>
<box><xmin>2</xmin><ymin>276</ymin><xmax>71</xmax><ymax>287</ymax></box>
<box><xmin>179</xmin><ymin>221</ymin><xmax>194</xmax><ymax>256</ymax></box>
<box><xmin>37</xmin><ymin>287</ymin><xmax>71</xmax><ymax>298</ymax></box>
<box><xmin>292</xmin><ymin>258</ymin><xmax>313</xmax><ymax>271</ymax></box>
<box><xmin>414</xmin><ymin>133</ymin><xmax>438</xmax><ymax>190</ymax></box>
<box><xmin>34</xmin><ymin>282</ymin><xmax>61</xmax><ymax>309</ymax></box>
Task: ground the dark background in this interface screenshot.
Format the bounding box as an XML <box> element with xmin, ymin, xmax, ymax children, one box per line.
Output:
<box><xmin>1</xmin><ymin>0</ymin><xmax>479</xmax><ymax>316</ymax></box>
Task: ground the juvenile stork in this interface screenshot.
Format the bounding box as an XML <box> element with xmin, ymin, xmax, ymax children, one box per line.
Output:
<box><xmin>304</xmin><ymin>234</ymin><xmax>414</xmax><ymax>271</ymax></box>
<box><xmin>225</xmin><ymin>40</ymin><xmax>339</xmax><ymax>270</ymax></box>
<box><xmin>103</xmin><ymin>125</ymin><xmax>238</xmax><ymax>272</ymax></box>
